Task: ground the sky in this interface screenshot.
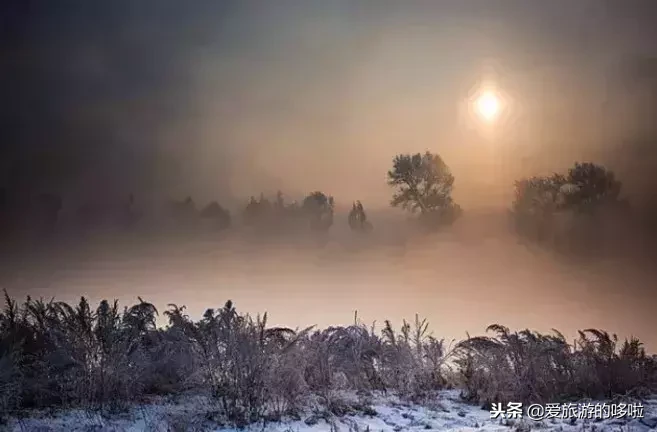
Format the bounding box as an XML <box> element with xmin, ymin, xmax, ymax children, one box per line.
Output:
<box><xmin>3</xmin><ymin>0</ymin><xmax>657</xmax><ymax>209</ymax></box>
<box><xmin>2</xmin><ymin>1</ymin><xmax>657</xmax><ymax>347</ymax></box>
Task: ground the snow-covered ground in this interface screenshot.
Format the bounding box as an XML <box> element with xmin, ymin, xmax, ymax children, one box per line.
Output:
<box><xmin>7</xmin><ymin>391</ymin><xmax>657</xmax><ymax>432</ymax></box>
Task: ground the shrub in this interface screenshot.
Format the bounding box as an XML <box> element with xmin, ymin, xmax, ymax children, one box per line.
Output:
<box><xmin>2</xmin><ymin>290</ymin><xmax>655</xmax><ymax>426</ymax></box>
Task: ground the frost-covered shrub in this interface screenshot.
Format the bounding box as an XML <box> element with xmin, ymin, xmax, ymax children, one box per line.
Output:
<box><xmin>453</xmin><ymin>325</ymin><xmax>657</xmax><ymax>406</ymax></box>
<box><xmin>2</xmin><ymin>290</ymin><xmax>656</xmax><ymax>427</ymax></box>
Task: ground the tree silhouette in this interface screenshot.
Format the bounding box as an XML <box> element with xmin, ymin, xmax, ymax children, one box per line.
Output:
<box><xmin>511</xmin><ymin>173</ymin><xmax>567</xmax><ymax>242</ymax></box>
<box><xmin>348</xmin><ymin>201</ymin><xmax>372</xmax><ymax>232</ymax></box>
<box><xmin>271</xmin><ymin>190</ymin><xmax>304</xmax><ymax>232</ymax></box>
<box><xmin>513</xmin><ymin>163</ymin><xmax>622</xmax><ymax>220</ymax></box>
<box><xmin>243</xmin><ymin>194</ymin><xmax>272</xmax><ymax>228</ymax></box>
<box><xmin>274</xmin><ymin>190</ymin><xmax>285</xmax><ymax>211</ymax></box>
<box><xmin>241</xmin><ymin>191</ymin><xmax>309</xmax><ymax>235</ymax></box>
<box><xmin>302</xmin><ymin>191</ymin><xmax>334</xmax><ymax>232</ymax></box>
<box><xmin>387</xmin><ymin>152</ymin><xmax>461</xmax><ymax>226</ymax></box>
<box><xmin>562</xmin><ymin>162</ymin><xmax>622</xmax><ymax>213</ymax></box>
<box><xmin>200</xmin><ymin>201</ymin><xmax>231</xmax><ymax>231</ymax></box>
<box><xmin>512</xmin><ymin>162</ymin><xmax>625</xmax><ymax>250</ymax></box>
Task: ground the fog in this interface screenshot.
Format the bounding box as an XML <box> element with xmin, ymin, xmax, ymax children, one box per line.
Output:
<box><xmin>2</xmin><ymin>1</ymin><xmax>657</xmax><ymax>349</ymax></box>
<box><xmin>2</xmin><ymin>206</ymin><xmax>655</xmax><ymax>350</ymax></box>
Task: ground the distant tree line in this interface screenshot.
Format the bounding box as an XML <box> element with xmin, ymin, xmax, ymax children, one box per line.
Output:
<box><xmin>0</xmin><ymin>151</ymin><xmax>646</xmax><ymax>255</ymax></box>
<box><xmin>0</xmin><ymin>151</ymin><xmax>461</xmax><ymax>241</ymax></box>
<box><xmin>511</xmin><ymin>162</ymin><xmax>630</xmax><ymax>254</ymax></box>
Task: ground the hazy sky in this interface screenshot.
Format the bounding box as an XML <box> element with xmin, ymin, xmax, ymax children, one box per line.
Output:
<box><xmin>3</xmin><ymin>0</ymin><xmax>657</xmax><ymax>210</ymax></box>
<box><xmin>3</xmin><ymin>1</ymin><xmax>657</xmax><ymax>349</ymax></box>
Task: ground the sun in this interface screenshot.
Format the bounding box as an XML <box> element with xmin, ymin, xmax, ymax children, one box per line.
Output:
<box><xmin>475</xmin><ymin>91</ymin><xmax>500</xmax><ymax>122</ymax></box>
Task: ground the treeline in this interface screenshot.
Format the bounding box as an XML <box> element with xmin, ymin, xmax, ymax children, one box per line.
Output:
<box><xmin>511</xmin><ymin>162</ymin><xmax>633</xmax><ymax>254</ymax></box>
<box><xmin>0</xmin><ymin>152</ymin><xmax>453</xmax><ymax>240</ymax></box>
<box><xmin>0</xmin><ymin>189</ymin><xmax>370</xmax><ymax>240</ymax></box>
<box><xmin>1</xmin><ymin>293</ymin><xmax>655</xmax><ymax>426</ymax></box>
<box><xmin>0</xmin><ymin>152</ymin><xmax>647</xmax><ymax>254</ymax></box>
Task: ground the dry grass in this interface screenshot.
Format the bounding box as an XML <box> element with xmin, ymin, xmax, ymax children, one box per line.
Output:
<box><xmin>1</xmin><ymin>291</ymin><xmax>656</xmax><ymax>427</ymax></box>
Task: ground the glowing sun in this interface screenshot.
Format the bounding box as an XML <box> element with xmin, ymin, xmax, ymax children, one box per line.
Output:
<box><xmin>475</xmin><ymin>91</ymin><xmax>500</xmax><ymax>122</ymax></box>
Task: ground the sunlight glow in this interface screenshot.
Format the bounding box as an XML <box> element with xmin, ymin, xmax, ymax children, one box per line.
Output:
<box><xmin>475</xmin><ymin>91</ymin><xmax>500</xmax><ymax>122</ymax></box>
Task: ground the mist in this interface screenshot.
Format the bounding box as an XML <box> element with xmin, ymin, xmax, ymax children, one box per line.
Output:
<box><xmin>2</xmin><ymin>0</ymin><xmax>657</xmax><ymax>351</ymax></box>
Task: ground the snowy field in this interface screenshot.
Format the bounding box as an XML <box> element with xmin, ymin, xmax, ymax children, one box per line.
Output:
<box><xmin>7</xmin><ymin>390</ymin><xmax>657</xmax><ymax>432</ymax></box>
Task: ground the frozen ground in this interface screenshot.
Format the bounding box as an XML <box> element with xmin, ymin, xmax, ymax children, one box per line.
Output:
<box><xmin>7</xmin><ymin>390</ymin><xmax>657</xmax><ymax>432</ymax></box>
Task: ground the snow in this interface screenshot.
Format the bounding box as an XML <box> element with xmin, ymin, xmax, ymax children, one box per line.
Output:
<box><xmin>7</xmin><ymin>391</ymin><xmax>657</xmax><ymax>432</ymax></box>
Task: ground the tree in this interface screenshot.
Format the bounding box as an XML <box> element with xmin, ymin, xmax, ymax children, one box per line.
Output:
<box><xmin>511</xmin><ymin>173</ymin><xmax>567</xmax><ymax>242</ymax></box>
<box><xmin>243</xmin><ymin>194</ymin><xmax>272</xmax><ymax>227</ymax></box>
<box><xmin>387</xmin><ymin>152</ymin><xmax>461</xmax><ymax>226</ymax></box>
<box><xmin>513</xmin><ymin>163</ymin><xmax>622</xmax><ymax>218</ymax></box>
<box><xmin>271</xmin><ymin>191</ymin><xmax>304</xmax><ymax>233</ymax></box>
<box><xmin>200</xmin><ymin>201</ymin><xmax>231</xmax><ymax>231</ymax></box>
<box><xmin>241</xmin><ymin>192</ymin><xmax>307</xmax><ymax>235</ymax></box>
<box><xmin>348</xmin><ymin>201</ymin><xmax>372</xmax><ymax>232</ymax></box>
<box><xmin>512</xmin><ymin>162</ymin><xmax>625</xmax><ymax>250</ymax></box>
<box><xmin>302</xmin><ymin>191</ymin><xmax>334</xmax><ymax>232</ymax></box>
<box><xmin>562</xmin><ymin>162</ymin><xmax>622</xmax><ymax>213</ymax></box>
